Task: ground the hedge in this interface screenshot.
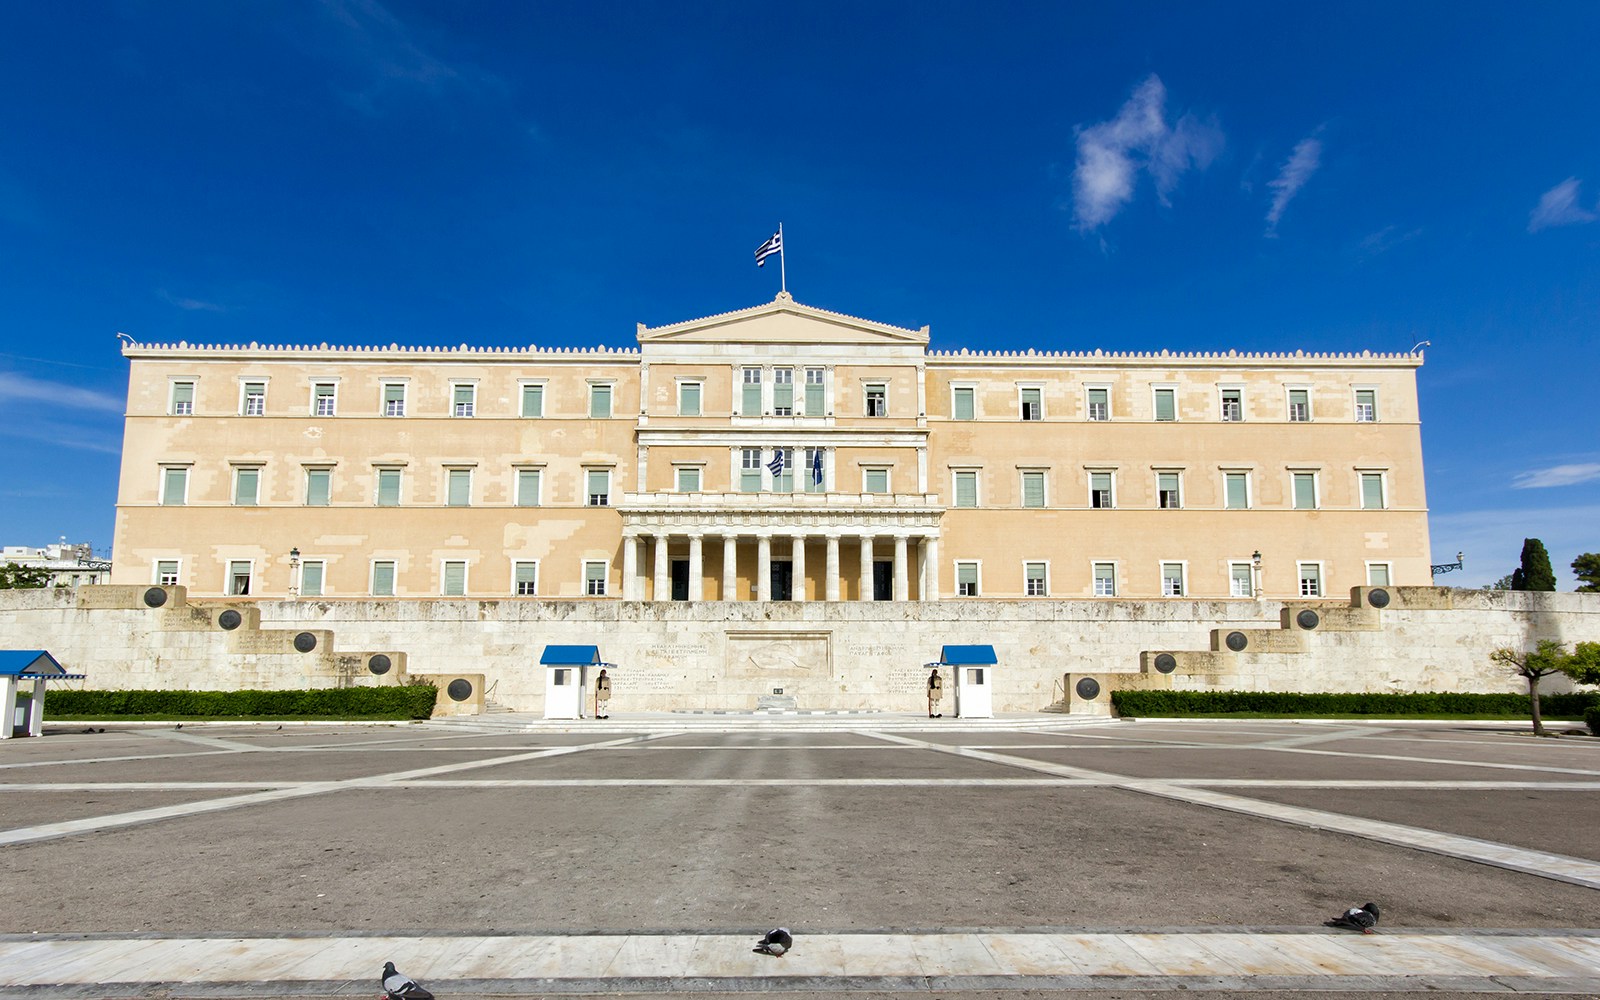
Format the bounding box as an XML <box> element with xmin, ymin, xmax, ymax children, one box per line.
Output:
<box><xmin>1586</xmin><ymin>706</ymin><xmax>1600</xmax><ymax>737</ymax></box>
<box><xmin>1110</xmin><ymin>689</ymin><xmax>1599</xmax><ymax>717</ymax></box>
<box><xmin>44</xmin><ymin>685</ymin><xmax>438</xmax><ymax>720</ymax></box>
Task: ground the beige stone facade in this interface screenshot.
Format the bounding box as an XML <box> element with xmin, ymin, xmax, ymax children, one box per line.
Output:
<box><xmin>112</xmin><ymin>294</ymin><xmax>1429</xmax><ymax>602</ymax></box>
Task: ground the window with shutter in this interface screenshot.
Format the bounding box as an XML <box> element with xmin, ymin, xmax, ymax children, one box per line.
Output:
<box><xmin>383</xmin><ymin>383</ymin><xmax>405</xmax><ymax>417</ymax></box>
<box><xmin>1220</xmin><ymin>388</ymin><xmax>1242</xmax><ymax>422</ymax></box>
<box><xmin>313</xmin><ymin>383</ymin><xmax>337</xmax><ymax>416</ymax></box>
<box><xmin>956</xmin><ymin>562</ymin><xmax>979</xmax><ymax>596</ymax></box>
<box><xmin>678</xmin><ymin>382</ymin><xmax>700</xmax><ymax>416</ymax></box>
<box><xmin>1355</xmin><ymin>389</ymin><xmax>1377</xmax><ymax>422</ymax></box>
<box><xmin>300</xmin><ymin>560</ymin><xmax>324</xmax><ymax>597</ymax></box>
<box><xmin>513</xmin><ymin>561</ymin><xmax>537</xmax><ymax>596</ymax></box>
<box><xmin>740</xmin><ymin>449</ymin><xmax>762</xmax><ymax>492</ymax></box>
<box><xmin>371</xmin><ymin>561</ymin><xmax>395</xmax><ymax>597</ymax></box>
<box><xmin>1367</xmin><ymin>563</ymin><xmax>1391</xmax><ymax>586</ymax></box>
<box><xmin>589</xmin><ymin>384</ymin><xmax>612</xmax><ymax>418</ymax></box>
<box><xmin>442</xmin><ymin>561</ymin><xmax>466</xmax><ymax>596</ymax></box>
<box><xmin>306</xmin><ymin>469</ymin><xmax>331</xmax><ymax>506</ymax></box>
<box><xmin>773</xmin><ymin>368</ymin><xmax>794</xmax><ymax>415</ymax></box>
<box><xmin>244</xmin><ymin>382</ymin><xmax>267</xmax><ymax>416</ymax></box>
<box><xmin>377</xmin><ymin>469</ymin><xmax>401</xmax><ymax>506</ymax></box>
<box><xmin>1090</xmin><ymin>472</ymin><xmax>1113</xmax><ymax>508</ymax></box>
<box><xmin>1093</xmin><ymin>562</ymin><xmax>1116</xmax><ymax>596</ymax></box>
<box><xmin>1020</xmin><ymin>387</ymin><xmax>1042</xmax><ymax>421</ymax></box>
<box><xmin>161</xmin><ymin>467</ymin><xmax>188</xmax><ymax>505</ymax></box>
<box><xmin>452</xmin><ymin>384</ymin><xmax>475</xmax><ymax>417</ymax></box>
<box><xmin>170</xmin><ymin>382</ymin><xmax>195</xmax><ymax>415</ymax></box>
<box><xmin>804</xmin><ymin>368</ymin><xmax>824</xmax><ymax>415</ymax></box>
<box><xmin>521</xmin><ymin>384</ymin><xmax>544</xmax><ymax>418</ymax></box>
<box><xmin>1157</xmin><ymin>472</ymin><xmax>1180</xmax><ymax>508</ymax></box>
<box><xmin>1293</xmin><ymin>472</ymin><xmax>1317</xmax><ymax>509</ymax></box>
<box><xmin>1087</xmin><ymin>387</ymin><xmax>1109</xmax><ymax>421</ymax></box>
<box><xmin>156</xmin><ymin>560</ymin><xmax>180</xmax><ymax>586</ymax></box>
<box><xmin>585</xmin><ymin>561</ymin><xmax>607</xmax><ymax>596</ymax></box>
<box><xmin>1298</xmin><ymin>563</ymin><xmax>1322</xmax><ymax>597</ymax></box>
<box><xmin>954</xmin><ymin>471</ymin><xmax>977</xmax><ymax>508</ymax></box>
<box><xmin>1361</xmin><ymin>472</ymin><xmax>1385</xmax><ymax>509</ymax></box>
<box><xmin>1024</xmin><ymin>562</ymin><xmax>1047</xmax><ymax>596</ymax></box>
<box><xmin>952</xmin><ymin>386</ymin><xmax>975</xmax><ymax>420</ymax></box>
<box><xmin>1161</xmin><ymin>562</ymin><xmax>1185</xmax><ymax>596</ymax></box>
<box><xmin>1154</xmin><ymin>388</ymin><xmax>1175</xmax><ymax>421</ymax></box>
<box><xmin>1288</xmin><ymin>388</ymin><xmax>1310</xmax><ymax>422</ymax></box>
<box><xmin>677</xmin><ymin>467</ymin><xmax>701</xmax><ymax>492</ymax></box>
<box><xmin>517</xmin><ymin>469</ymin><xmax>540</xmax><ymax>507</ymax></box>
<box><xmin>1230</xmin><ymin>562</ymin><xmax>1253</xmax><ymax>597</ymax></box>
<box><xmin>1225</xmin><ymin>472</ymin><xmax>1249</xmax><ymax>509</ymax></box>
<box><xmin>1022</xmin><ymin>471</ymin><xmax>1045</xmax><ymax>508</ymax></box>
<box><xmin>446</xmin><ymin>469</ymin><xmax>471</xmax><ymax>507</ymax></box>
<box><xmin>586</xmin><ymin>470</ymin><xmax>610</xmax><ymax>506</ymax></box>
<box><xmin>865</xmin><ymin>468</ymin><xmax>889</xmax><ymax>494</ymax></box>
<box><xmin>234</xmin><ymin>468</ymin><xmax>259</xmax><ymax>506</ymax></box>
<box><xmin>742</xmin><ymin>368</ymin><xmax>762</xmax><ymax>416</ymax></box>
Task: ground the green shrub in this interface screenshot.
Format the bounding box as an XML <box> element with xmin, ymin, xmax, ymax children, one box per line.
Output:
<box><xmin>1110</xmin><ymin>689</ymin><xmax>1597</xmax><ymax>717</ymax></box>
<box><xmin>1585</xmin><ymin>706</ymin><xmax>1599</xmax><ymax>737</ymax></box>
<box><xmin>46</xmin><ymin>685</ymin><xmax>437</xmax><ymax>720</ymax></box>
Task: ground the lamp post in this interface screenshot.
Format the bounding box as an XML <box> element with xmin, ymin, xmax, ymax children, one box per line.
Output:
<box><xmin>289</xmin><ymin>547</ymin><xmax>300</xmax><ymax>600</ymax></box>
<box><xmin>1251</xmin><ymin>550</ymin><xmax>1262</xmax><ymax>600</ymax></box>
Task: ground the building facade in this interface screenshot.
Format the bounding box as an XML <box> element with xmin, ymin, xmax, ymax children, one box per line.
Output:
<box><xmin>1</xmin><ymin>542</ymin><xmax>112</xmax><ymax>589</ymax></box>
<box><xmin>111</xmin><ymin>293</ymin><xmax>1430</xmax><ymax>602</ymax></box>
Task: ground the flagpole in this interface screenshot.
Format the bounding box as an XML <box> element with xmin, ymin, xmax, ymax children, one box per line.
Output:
<box><xmin>778</xmin><ymin>222</ymin><xmax>787</xmax><ymax>295</ymax></box>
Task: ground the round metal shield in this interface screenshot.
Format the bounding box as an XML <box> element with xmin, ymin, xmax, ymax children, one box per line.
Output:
<box><xmin>1225</xmin><ymin>631</ymin><xmax>1249</xmax><ymax>652</ymax></box>
<box><xmin>293</xmin><ymin>632</ymin><xmax>317</xmax><ymax>653</ymax></box>
<box><xmin>1075</xmin><ymin>677</ymin><xmax>1101</xmax><ymax>700</ymax></box>
<box><xmin>368</xmin><ymin>654</ymin><xmax>392</xmax><ymax>675</ymax></box>
<box><xmin>1153</xmin><ymin>653</ymin><xmax>1178</xmax><ymax>674</ymax></box>
<box><xmin>218</xmin><ymin>609</ymin><xmax>242</xmax><ymax>630</ymax></box>
<box><xmin>143</xmin><ymin>587</ymin><xmax>168</xmax><ymax>608</ymax></box>
<box><xmin>447</xmin><ymin>678</ymin><xmax>473</xmax><ymax>701</ymax></box>
<box><xmin>1296</xmin><ymin>609</ymin><xmax>1321</xmax><ymax>630</ymax></box>
<box><xmin>1368</xmin><ymin>588</ymin><xmax>1391</xmax><ymax>608</ymax></box>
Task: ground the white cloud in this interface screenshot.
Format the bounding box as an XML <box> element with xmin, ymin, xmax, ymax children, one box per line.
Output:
<box><xmin>1512</xmin><ymin>463</ymin><xmax>1600</xmax><ymax>489</ymax></box>
<box><xmin>1071</xmin><ymin>75</ymin><xmax>1223</xmax><ymax>231</ymax></box>
<box><xmin>158</xmin><ymin>289</ymin><xmax>226</xmax><ymax>312</ymax></box>
<box><xmin>0</xmin><ymin>425</ymin><xmax>122</xmax><ymax>455</ymax></box>
<box><xmin>315</xmin><ymin>0</ymin><xmax>503</xmax><ymax>114</ymax></box>
<box><xmin>1527</xmin><ymin>177</ymin><xmax>1597</xmax><ymax>233</ymax></box>
<box><xmin>1430</xmin><ymin>505</ymin><xmax>1600</xmax><ymax>590</ymax></box>
<box><xmin>0</xmin><ymin>371</ymin><xmax>124</xmax><ymax>413</ymax></box>
<box><xmin>1264</xmin><ymin>133</ymin><xmax>1322</xmax><ymax>235</ymax></box>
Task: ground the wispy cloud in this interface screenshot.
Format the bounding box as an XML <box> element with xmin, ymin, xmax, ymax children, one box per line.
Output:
<box><xmin>1512</xmin><ymin>463</ymin><xmax>1600</xmax><ymax>489</ymax></box>
<box><xmin>0</xmin><ymin>371</ymin><xmax>124</xmax><ymax>414</ymax></box>
<box><xmin>315</xmin><ymin>0</ymin><xmax>502</xmax><ymax>114</ymax></box>
<box><xmin>1264</xmin><ymin>132</ymin><xmax>1323</xmax><ymax>236</ymax></box>
<box><xmin>1358</xmin><ymin>224</ymin><xmax>1422</xmax><ymax>258</ymax></box>
<box><xmin>158</xmin><ymin>289</ymin><xmax>226</xmax><ymax>312</ymax></box>
<box><xmin>0</xmin><ymin>423</ymin><xmax>122</xmax><ymax>455</ymax></box>
<box><xmin>1527</xmin><ymin>177</ymin><xmax>1597</xmax><ymax>233</ymax></box>
<box><xmin>1071</xmin><ymin>75</ymin><xmax>1223</xmax><ymax>231</ymax></box>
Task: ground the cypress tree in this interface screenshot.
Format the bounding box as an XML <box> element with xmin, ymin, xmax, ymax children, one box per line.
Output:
<box><xmin>1516</xmin><ymin>538</ymin><xmax>1557</xmax><ymax>592</ymax></box>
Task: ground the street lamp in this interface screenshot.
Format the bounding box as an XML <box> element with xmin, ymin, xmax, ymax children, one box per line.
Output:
<box><xmin>289</xmin><ymin>547</ymin><xmax>300</xmax><ymax>600</ymax></box>
<box><xmin>1251</xmin><ymin>550</ymin><xmax>1262</xmax><ymax>600</ymax></box>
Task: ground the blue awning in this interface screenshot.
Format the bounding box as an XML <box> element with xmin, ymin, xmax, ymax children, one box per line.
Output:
<box><xmin>936</xmin><ymin>645</ymin><xmax>998</xmax><ymax>665</ymax></box>
<box><xmin>0</xmin><ymin>650</ymin><xmax>86</xmax><ymax>679</ymax></box>
<box><xmin>540</xmin><ymin>645</ymin><xmax>611</xmax><ymax>666</ymax></box>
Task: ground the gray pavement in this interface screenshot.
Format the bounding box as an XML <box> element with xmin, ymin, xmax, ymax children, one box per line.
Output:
<box><xmin>1</xmin><ymin>717</ymin><xmax>1597</xmax><ymax>996</ymax></box>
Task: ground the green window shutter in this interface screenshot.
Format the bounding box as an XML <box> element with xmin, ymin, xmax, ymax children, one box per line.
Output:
<box><xmin>1020</xmin><ymin>387</ymin><xmax>1041</xmax><ymax>420</ymax></box>
<box><xmin>1231</xmin><ymin>563</ymin><xmax>1253</xmax><ymax>595</ymax></box>
<box><xmin>955</xmin><ymin>472</ymin><xmax>977</xmax><ymax>508</ymax></box>
<box><xmin>447</xmin><ymin>470</ymin><xmax>471</xmax><ymax>506</ymax></box>
<box><xmin>589</xmin><ymin>385</ymin><xmax>612</xmax><ymax>418</ymax></box>
<box><xmin>865</xmin><ymin>469</ymin><xmax>888</xmax><ymax>494</ymax></box>
<box><xmin>1293</xmin><ymin>474</ymin><xmax>1316</xmax><ymax>509</ymax></box>
<box><xmin>522</xmin><ymin>384</ymin><xmax>544</xmax><ymax>418</ymax></box>
<box><xmin>384</xmin><ymin>383</ymin><xmax>405</xmax><ymax>405</ymax></box>
<box><xmin>1361</xmin><ymin>474</ymin><xmax>1384</xmax><ymax>509</ymax></box>
<box><xmin>443</xmin><ymin>561</ymin><xmax>466</xmax><ymax>596</ymax></box>
<box><xmin>517</xmin><ymin>469</ymin><xmax>540</xmax><ymax>507</ymax></box>
<box><xmin>162</xmin><ymin>468</ymin><xmax>187</xmax><ymax>505</ymax></box>
<box><xmin>1087</xmin><ymin>387</ymin><xmax>1108</xmax><ymax>419</ymax></box>
<box><xmin>1022</xmin><ymin>472</ymin><xmax>1045</xmax><ymax>508</ymax></box>
<box><xmin>585</xmin><ymin>562</ymin><xmax>607</xmax><ymax>595</ymax></box>
<box><xmin>587</xmin><ymin>470</ymin><xmax>609</xmax><ymax>504</ymax></box>
<box><xmin>679</xmin><ymin>383</ymin><xmax>700</xmax><ymax>416</ymax></box>
<box><xmin>742</xmin><ymin>379</ymin><xmax>762</xmax><ymax>416</ymax></box>
<box><xmin>171</xmin><ymin>382</ymin><xmax>194</xmax><ymax>414</ymax></box>
<box><xmin>377</xmin><ymin>470</ymin><xmax>401</xmax><ymax>506</ymax></box>
<box><xmin>1154</xmin><ymin>389</ymin><xmax>1175</xmax><ymax>421</ymax></box>
<box><xmin>235</xmin><ymin>469</ymin><xmax>258</xmax><ymax>505</ymax></box>
<box><xmin>957</xmin><ymin>563</ymin><xmax>978</xmax><ymax>587</ymax></box>
<box><xmin>1368</xmin><ymin>564</ymin><xmax>1390</xmax><ymax>586</ymax></box>
<box><xmin>1289</xmin><ymin>389</ymin><xmax>1309</xmax><ymax>421</ymax></box>
<box><xmin>453</xmin><ymin>385</ymin><xmax>474</xmax><ymax>416</ymax></box>
<box><xmin>1093</xmin><ymin>563</ymin><xmax>1115</xmax><ymax>595</ymax></box>
<box><xmin>953</xmin><ymin>387</ymin><xmax>974</xmax><ymax>420</ymax></box>
<box><xmin>372</xmin><ymin>562</ymin><xmax>395</xmax><ymax>596</ymax></box>
<box><xmin>1025</xmin><ymin>562</ymin><xmax>1046</xmax><ymax>586</ymax></box>
<box><xmin>677</xmin><ymin>468</ymin><xmax>699</xmax><ymax>492</ymax></box>
<box><xmin>1225</xmin><ymin>473</ymin><xmax>1248</xmax><ymax>509</ymax></box>
<box><xmin>301</xmin><ymin>562</ymin><xmax>323</xmax><ymax>597</ymax></box>
<box><xmin>514</xmin><ymin>562</ymin><xmax>537</xmax><ymax>595</ymax></box>
<box><xmin>804</xmin><ymin>379</ymin><xmax>823</xmax><ymax>415</ymax></box>
<box><xmin>773</xmin><ymin>378</ymin><xmax>793</xmax><ymax>412</ymax></box>
<box><xmin>306</xmin><ymin>470</ymin><xmax>331</xmax><ymax>506</ymax></box>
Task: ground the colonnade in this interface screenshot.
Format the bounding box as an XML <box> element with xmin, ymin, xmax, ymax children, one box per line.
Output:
<box><xmin>620</xmin><ymin>529</ymin><xmax>940</xmax><ymax>602</ymax></box>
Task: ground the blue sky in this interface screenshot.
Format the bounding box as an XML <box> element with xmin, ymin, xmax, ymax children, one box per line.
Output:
<box><xmin>1</xmin><ymin>1</ymin><xmax>1596</xmax><ymax>587</ymax></box>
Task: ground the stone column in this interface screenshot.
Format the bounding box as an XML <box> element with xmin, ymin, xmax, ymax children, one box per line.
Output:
<box><xmin>923</xmin><ymin>537</ymin><xmax>940</xmax><ymax>601</ymax></box>
<box><xmin>653</xmin><ymin>533</ymin><xmax>669</xmax><ymax>602</ymax></box>
<box><xmin>0</xmin><ymin>677</ymin><xmax>16</xmax><ymax>740</ymax></box>
<box><xmin>722</xmin><ymin>535</ymin><xmax>738</xmax><ymax>601</ymax></box>
<box><xmin>859</xmin><ymin>534</ymin><xmax>874</xmax><ymax>601</ymax></box>
<box><xmin>893</xmin><ymin>535</ymin><xmax>909</xmax><ymax>601</ymax></box>
<box><xmin>757</xmin><ymin>534</ymin><xmax>772</xmax><ymax>602</ymax></box>
<box><xmin>25</xmin><ymin>680</ymin><xmax>43</xmax><ymax>737</ymax></box>
<box><xmin>688</xmin><ymin>533</ymin><xmax>704</xmax><ymax>601</ymax></box>
<box><xmin>622</xmin><ymin>531</ymin><xmax>639</xmax><ymax>601</ymax></box>
<box><xmin>825</xmin><ymin>534</ymin><xmax>841</xmax><ymax>602</ymax></box>
<box><xmin>791</xmin><ymin>534</ymin><xmax>807</xmax><ymax>602</ymax></box>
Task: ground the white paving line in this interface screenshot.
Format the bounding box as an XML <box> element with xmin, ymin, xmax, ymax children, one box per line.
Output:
<box><xmin>866</xmin><ymin>730</ymin><xmax>1600</xmax><ymax>890</ymax></box>
<box><xmin>3</xmin><ymin>931</ymin><xmax>1596</xmax><ymax>987</ymax></box>
<box><xmin>142</xmin><ymin>729</ymin><xmax>265</xmax><ymax>753</ymax></box>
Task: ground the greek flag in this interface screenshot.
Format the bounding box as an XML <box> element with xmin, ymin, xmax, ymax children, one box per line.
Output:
<box><xmin>811</xmin><ymin>447</ymin><xmax>823</xmax><ymax>485</ymax></box>
<box><xmin>755</xmin><ymin>230</ymin><xmax>782</xmax><ymax>267</ymax></box>
<box><xmin>766</xmin><ymin>448</ymin><xmax>786</xmax><ymax>476</ymax></box>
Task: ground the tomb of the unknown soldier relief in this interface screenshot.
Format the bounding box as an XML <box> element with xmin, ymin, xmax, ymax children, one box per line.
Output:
<box><xmin>3</xmin><ymin>293</ymin><xmax>1594</xmax><ymax>716</ymax></box>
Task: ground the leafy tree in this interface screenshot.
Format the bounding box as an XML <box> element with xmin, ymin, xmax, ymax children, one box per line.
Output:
<box><xmin>1483</xmin><ymin>573</ymin><xmax>1516</xmax><ymax>591</ymax></box>
<box><xmin>0</xmin><ymin>563</ymin><xmax>51</xmax><ymax>589</ymax></box>
<box><xmin>1491</xmin><ymin>640</ymin><xmax>1600</xmax><ymax>735</ymax></box>
<box><xmin>1513</xmin><ymin>538</ymin><xmax>1557</xmax><ymax>592</ymax></box>
<box><xmin>1573</xmin><ymin>553</ymin><xmax>1600</xmax><ymax>593</ymax></box>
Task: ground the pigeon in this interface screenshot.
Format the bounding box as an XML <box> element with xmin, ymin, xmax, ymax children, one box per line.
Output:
<box><xmin>381</xmin><ymin>961</ymin><xmax>434</xmax><ymax>1000</ymax></box>
<box><xmin>753</xmin><ymin>927</ymin><xmax>793</xmax><ymax>957</ymax></box>
<box><xmin>1325</xmin><ymin>902</ymin><xmax>1381</xmax><ymax>933</ymax></box>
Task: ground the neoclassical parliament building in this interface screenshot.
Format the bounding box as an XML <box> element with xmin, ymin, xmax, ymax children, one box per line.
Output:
<box><xmin>111</xmin><ymin>293</ymin><xmax>1430</xmax><ymax>603</ymax></box>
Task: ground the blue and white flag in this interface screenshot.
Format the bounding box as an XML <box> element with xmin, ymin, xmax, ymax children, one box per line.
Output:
<box><xmin>810</xmin><ymin>447</ymin><xmax>823</xmax><ymax>486</ymax></box>
<box><xmin>755</xmin><ymin>230</ymin><xmax>782</xmax><ymax>267</ymax></box>
<box><xmin>766</xmin><ymin>448</ymin><xmax>786</xmax><ymax>476</ymax></box>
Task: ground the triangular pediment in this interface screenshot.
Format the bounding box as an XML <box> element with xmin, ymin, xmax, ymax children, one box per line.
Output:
<box><xmin>637</xmin><ymin>293</ymin><xmax>929</xmax><ymax>347</ymax></box>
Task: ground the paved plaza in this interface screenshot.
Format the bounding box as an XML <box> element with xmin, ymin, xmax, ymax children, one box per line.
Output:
<box><xmin>1</xmin><ymin>715</ymin><xmax>1597</xmax><ymax>998</ymax></box>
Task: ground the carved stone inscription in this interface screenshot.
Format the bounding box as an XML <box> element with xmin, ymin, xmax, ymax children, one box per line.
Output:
<box><xmin>725</xmin><ymin>631</ymin><xmax>832</xmax><ymax>679</ymax></box>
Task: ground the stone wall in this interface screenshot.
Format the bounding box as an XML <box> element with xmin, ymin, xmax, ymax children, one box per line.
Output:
<box><xmin>1</xmin><ymin>586</ymin><xmax>1595</xmax><ymax>716</ymax></box>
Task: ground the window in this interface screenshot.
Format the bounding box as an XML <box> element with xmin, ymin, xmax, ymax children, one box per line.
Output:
<box><xmin>371</xmin><ymin>560</ymin><xmax>396</xmax><ymax>597</ymax></box>
<box><xmin>1089</xmin><ymin>471</ymin><xmax>1114</xmax><ymax>509</ymax></box>
<box><xmin>953</xmin><ymin>470</ymin><xmax>978</xmax><ymax>508</ymax></box>
<box><xmin>772</xmin><ymin>368</ymin><xmax>794</xmax><ymax>416</ymax></box>
<box><xmin>446</xmin><ymin>468</ymin><xmax>471</xmax><ymax>507</ymax></box>
<box><xmin>1161</xmin><ymin>562</ymin><xmax>1185</xmax><ymax>597</ymax></box>
<box><xmin>589</xmin><ymin>383</ymin><xmax>612</xmax><ymax>419</ymax></box>
<box><xmin>956</xmin><ymin>561</ymin><xmax>980</xmax><ymax>597</ymax></box>
<box><xmin>1224</xmin><ymin>472</ymin><xmax>1250</xmax><ymax>510</ymax></box>
<box><xmin>233</xmin><ymin>467</ymin><xmax>260</xmax><ymax>506</ymax></box>
<box><xmin>1153</xmin><ymin>387</ymin><xmax>1176</xmax><ymax>422</ymax></box>
<box><xmin>677</xmin><ymin>382</ymin><xmax>700</xmax><ymax>417</ymax></box>
<box><xmin>228</xmin><ymin>560</ymin><xmax>252</xmax><ymax>596</ymax></box>
<box><xmin>771</xmin><ymin>448</ymin><xmax>794</xmax><ymax>492</ymax></box>
<box><xmin>586</xmin><ymin>469</ymin><xmax>610</xmax><ymax>506</ymax></box>
<box><xmin>1086</xmin><ymin>386</ymin><xmax>1109</xmax><ymax>421</ymax></box>
<box><xmin>1367</xmin><ymin>563</ymin><xmax>1391</xmax><ymax>586</ymax></box>
<box><xmin>161</xmin><ymin>467</ymin><xmax>189</xmax><ymax>506</ymax></box>
<box><xmin>1288</xmin><ymin>388</ymin><xmax>1310</xmax><ymax>422</ymax></box>
<box><xmin>740</xmin><ymin>449</ymin><xmax>762</xmax><ymax>492</ymax></box>
<box><xmin>1360</xmin><ymin>472</ymin><xmax>1386</xmax><ymax>510</ymax></box>
<box><xmin>155</xmin><ymin>560</ymin><xmax>180</xmax><ymax>586</ymax></box>
<box><xmin>1230</xmin><ymin>562</ymin><xmax>1254</xmax><ymax>597</ymax></box>
<box><xmin>1355</xmin><ymin>388</ymin><xmax>1378</xmax><ymax>422</ymax></box>
<box><xmin>1020</xmin><ymin>386</ymin><xmax>1042</xmax><ymax>421</ymax></box>
<box><xmin>741</xmin><ymin>367</ymin><xmax>763</xmax><ymax>416</ymax></box>
<box><xmin>1298</xmin><ymin>562</ymin><xmax>1323</xmax><ymax>597</ymax></box>
<box><xmin>1292</xmin><ymin>472</ymin><xmax>1318</xmax><ymax>510</ymax></box>
<box><xmin>676</xmin><ymin>466</ymin><xmax>702</xmax><ymax>493</ymax></box>
<box><xmin>452</xmin><ymin>383</ymin><xmax>475</xmax><ymax>418</ymax></box>
<box><xmin>802</xmin><ymin>448</ymin><xmax>825</xmax><ymax>492</ymax></box>
<box><xmin>1157</xmin><ymin>472</ymin><xmax>1181</xmax><ymax>509</ymax></box>
<box><xmin>516</xmin><ymin>468</ymin><xmax>541</xmax><ymax>507</ymax></box>
<box><xmin>312</xmin><ymin>382</ymin><xmax>337</xmax><ymax>417</ymax></box>
<box><xmin>169</xmin><ymin>381</ymin><xmax>195</xmax><ymax>416</ymax></box>
<box><xmin>300</xmin><ymin>560</ymin><xmax>325</xmax><ymax>597</ymax></box>
<box><xmin>243</xmin><ymin>381</ymin><xmax>266</xmax><ymax>416</ymax></box>
<box><xmin>1093</xmin><ymin>562</ymin><xmax>1117</xmax><ymax>597</ymax></box>
<box><xmin>383</xmin><ymin>382</ymin><xmax>406</xmax><ymax>417</ymax></box>
<box><xmin>1220</xmin><ymin>387</ymin><xmax>1242</xmax><ymax>422</ymax></box>
<box><xmin>804</xmin><ymin>368</ymin><xmax>824</xmax><ymax>415</ymax></box>
<box><xmin>376</xmin><ymin>468</ymin><xmax>402</xmax><ymax>507</ymax></box>
<box><xmin>442</xmin><ymin>560</ymin><xmax>467</xmax><ymax>597</ymax></box>
<box><xmin>1024</xmin><ymin>561</ymin><xmax>1048</xmax><ymax>596</ymax></box>
<box><xmin>1021</xmin><ymin>470</ymin><xmax>1046</xmax><ymax>508</ymax></box>
<box><xmin>305</xmin><ymin>468</ymin><xmax>332</xmax><ymax>506</ymax></box>
<box><xmin>864</xmin><ymin>468</ymin><xmax>889</xmax><ymax>494</ymax></box>
<box><xmin>584</xmin><ymin>560</ymin><xmax>608</xmax><ymax>596</ymax></box>
<box><xmin>865</xmin><ymin>384</ymin><xmax>887</xmax><ymax>417</ymax></box>
<box><xmin>513</xmin><ymin>561</ymin><xmax>537</xmax><ymax>597</ymax></box>
<box><xmin>952</xmin><ymin>386</ymin><xmax>975</xmax><ymax>420</ymax></box>
<box><xmin>521</xmin><ymin>383</ymin><xmax>544</xmax><ymax>418</ymax></box>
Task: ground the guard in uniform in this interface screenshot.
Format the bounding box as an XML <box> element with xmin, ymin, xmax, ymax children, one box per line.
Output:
<box><xmin>595</xmin><ymin>668</ymin><xmax>611</xmax><ymax>719</ymax></box>
<box><xmin>927</xmin><ymin>667</ymin><xmax>943</xmax><ymax>718</ymax></box>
